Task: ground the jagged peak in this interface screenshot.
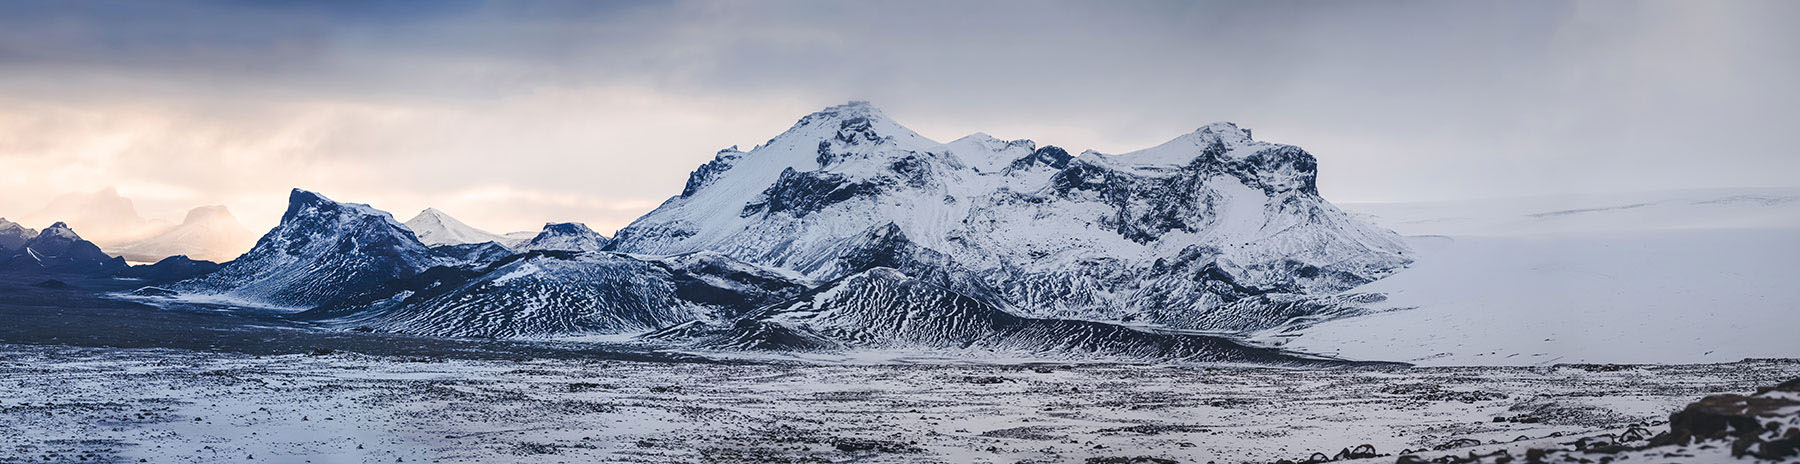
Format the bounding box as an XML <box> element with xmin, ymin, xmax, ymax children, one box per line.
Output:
<box><xmin>40</xmin><ymin>222</ymin><xmax>81</xmax><ymax>240</ymax></box>
<box><xmin>539</xmin><ymin>222</ymin><xmax>597</xmax><ymax>236</ymax></box>
<box><xmin>281</xmin><ymin>188</ymin><xmax>402</xmax><ymax>225</ymax></box>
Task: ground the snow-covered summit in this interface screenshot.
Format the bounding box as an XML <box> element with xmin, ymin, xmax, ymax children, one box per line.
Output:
<box><xmin>522</xmin><ymin>222</ymin><xmax>607</xmax><ymax>252</ymax></box>
<box><xmin>404</xmin><ymin>207</ymin><xmax>515</xmax><ymax>247</ymax></box>
<box><xmin>38</xmin><ymin>222</ymin><xmax>81</xmax><ymax>241</ymax></box>
<box><xmin>610</xmin><ymin>102</ymin><xmax>1411</xmax><ymax>331</ymax></box>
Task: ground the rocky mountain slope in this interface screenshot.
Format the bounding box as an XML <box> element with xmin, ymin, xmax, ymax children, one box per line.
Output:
<box><xmin>610</xmin><ymin>102</ymin><xmax>1410</xmax><ymax>331</ymax></box>
<box><xmin>652</xmin><ymin>267</ymin><xmax>1388</xmax><ymax>366</ymax></box>
<box><xmin>165</xmin><ymin>189</ymin><xmax>447</xmax><ymax>309</ymax></box>
<box><xmin>300</xmin><ymin>250</ymin><xmax>810</xmax><ymax>338</ymax></box>
<box><xmin>110</xmin><ymin>205</ymin><xmax>256</xmax><ymax>263</ymax></box>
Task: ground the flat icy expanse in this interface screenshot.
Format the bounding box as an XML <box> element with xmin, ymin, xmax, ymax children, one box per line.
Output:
<box><xmin>4</xmin><ymin>344</ymin><xmax>1795</xmax><ymax>463</ymax></box>
<box><xmin>1278</xmin><ymin>189</ymin><xmax>1800</xmax><ymax>366</ymax></box>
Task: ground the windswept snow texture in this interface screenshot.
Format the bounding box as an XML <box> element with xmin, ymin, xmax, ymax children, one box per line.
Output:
<box><xmin>168</xmin><ymin>189</ymin><xmax>446</xmax><ymax>309</ymax></box>
<box><xmin>658</xmin><ymin>268</ymin><xmax>1390</xmax><ymax>367</ymax></box>
<box><xmin>301</xmin><ymin>251</ymin><xmax>809</xmax><ymax>338</ymax></box>
<box><xmin>403</xmin><ymin>208</ymin><xmax>518</xmax><ymax>247</ymax></box>
<box><xmin>110</xmin><ymin>205</ymin><xmax>256</xmax><ymax>263</ymax></box>
<box><xmin>610</xmin><ymin>102</ymin><xmax>1410</xmax><ymax>331</ymax></box>
<box><xmin>523</xmin><ymin>222</ymin><xmax>608</xmax><ymax>252</ymax></box>
<box><xmin>1275</xmin><ymin>189</ymin><xmax>1800</xmax><ymax>366</ymax></box>
<box><xmin>428</xmin><ymin>241</ymin><xmax>516</xmax><ymax>268</ymax></box>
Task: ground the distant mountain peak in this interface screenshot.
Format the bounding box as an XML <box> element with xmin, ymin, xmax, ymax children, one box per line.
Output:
<box><xmin>523</xmin><ymin>222</ymin><xmax>607</xmax><ymax>252</ymax></box>
<box><xmin>403</xmin><ymin>207</ymin><xmax>510</xmax><ymax>247</ymax></box>
<box><xmin>41</xmin><ymin>222</ymin><xmax>81</xmax><ymax>241</ymax></box>
<box><xmin>182</xmin><ymin>205</ymin><xmax>236</xmax><ymax>223</ymax></box>
<box><xmin>111</xmin><ymin>205</ymin><xmax>255</xmax><ymax>263</ymax></box>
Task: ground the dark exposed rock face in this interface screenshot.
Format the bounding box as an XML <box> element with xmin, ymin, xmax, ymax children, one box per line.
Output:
<box><xmin>740</xmin><ymin>168</ymin><xmax>882</xmax><ymax>218</ymax></box>
<box><xmin>115</xmin><ymin>255</ymin><xmax>221</xmax><ymax>283</ymax></box>
<box><xmin>0</xmin><ymin>222</ymin><xmax>127</xmax><ymax>275</ymax></box>
<box><xmin>1654</xmin><ymin>377</ymin><xmax>1800</xmax><ymax>459</ymax></box>
<box><xmin>1006</xmin><ymin>146</ymin><xmax>1073</xmax><ymax>172</ymax></box>
<box><xmin>682</xmin><ymin>146</ymin><xmax>744</xmax><ymax>198</ymax></box>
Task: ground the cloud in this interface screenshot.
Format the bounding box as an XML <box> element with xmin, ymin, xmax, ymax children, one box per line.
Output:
<box><xmin>1</xmin><ymin>0</ymin><xmax>1795</xmax><ymax>232</ymax></box>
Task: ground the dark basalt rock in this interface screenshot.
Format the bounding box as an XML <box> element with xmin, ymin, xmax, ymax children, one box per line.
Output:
<box><xmin>115</xmin><ymin>255</ymin><xmax>222</xmax><ymax>283</ymax></box>
<box><xmin>1007</xmin><ymin>146</ymin><xmax>1072</xmax><ymax>172</ymax></box>
<box><xmin>681</xmin><ymin>147</ymin><xmax>743</xmax><ymax>197</ymax></box>
<box><xmin>1653</xmin><ymin>377</ymin><xmax>1800</xmax><ymax>459</ymax></box>
<box><xmin>741</xmin><ymin>168</ymin><xmax>882</xmax><ymax>218</ymax></box>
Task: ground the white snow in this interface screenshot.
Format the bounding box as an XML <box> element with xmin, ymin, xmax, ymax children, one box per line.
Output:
<box><xmin>1273</xmin><ymin>188</ymin><xmax>1800</xmax><ymax>366</ymax></box>
<box><xmin>403</xmin><ymin>207</ymin><xmax>517</xmax><ymax>247</ymax></box>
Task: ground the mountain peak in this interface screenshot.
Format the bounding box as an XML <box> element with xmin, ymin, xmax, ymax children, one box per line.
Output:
<box><xmin>523</xmin><ymin>222</ymin><xmax>608</xmax><ymax>252</ymax></box>
<box><xmin>182</xmin><ymin>205</ymin><xmax>236</xmax><ymax>224</ymax></box>
<box><xmin>404</xmin><ymin>207</ymin><xmax>508</xmax><ymax>247</ymax></box>
<box><xmin>41</xmin><ymin>222</ymin><xmax>81</xmax><ymax>241</ymax></box>
<box><xmin>284</xmin><ymin>188</ymin><xmax>336</xmax><ymax>217</ymax></box>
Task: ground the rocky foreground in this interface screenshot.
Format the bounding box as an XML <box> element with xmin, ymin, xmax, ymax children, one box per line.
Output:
<box><xmin>1</xmin><ymin>344</ymin><xmax>1796</xmax><ymax>463</ymax></box>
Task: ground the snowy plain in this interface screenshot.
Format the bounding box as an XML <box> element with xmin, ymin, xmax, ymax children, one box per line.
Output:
<box><xmin>1271</xmin><ymin>188</ymin><xmax>1800</xmax><ymax>366</ymax></box>
<box><xmin>5</xmin><ymin>344</ymin><xmax>1794</xmax><ymax>463</ymax></box>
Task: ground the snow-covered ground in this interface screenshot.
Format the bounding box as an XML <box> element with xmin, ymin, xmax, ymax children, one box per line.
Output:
<box><xmin>1273</xmin><ymin>188</ymin><xmax>1800</xmax><ymax>366</ymax></box>
<box><xmin>3</xmin><ymin>343</ymin><xmax>1793</xmax><ymax>463</ymax></box>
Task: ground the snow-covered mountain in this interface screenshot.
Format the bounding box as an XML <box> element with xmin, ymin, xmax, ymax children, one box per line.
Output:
<box><xmin>18</xmin><ymin>187</ymin><xmax>173</xmax><ymax>247</ymax></box>
<box><xmin>522</xmin><ymin>222</ymin><xmax>608</xmax><ymax>252</ymax></box>
<box><xmin>109</xmin><ymin>206</ymin><xmax>256</xmax><ymax>263</ymax></box>
<box><xmin>0</xmin><ymin>218</ymin><xmax>36</xmax><ymax>251</ymax></box>
<box><xmin>0</xmin><ymin>222</ymin><xmax>127</xmax><ymax>275</ymax></box>
<box><xmin>652</xmin><ymin>267</ymin><xmax>1384</xmax><ymax>366</ymax></box>
<box><xmin>403</xmin><ymin>208</ymin><xmax>520</xmax><ymax>247</ymax></box>
<box><xmin>300</xmin><ymin>251</ymin><xmax>810</xmax><ymax>338</ymax></box>
<box><xmin>166</xmin><ymin>189</ymin><xmax>447</xmax><ymax>309</ymax></box>
<box><xmin>610</xmin><ymin>102</ymin><xmax>1410</xmax><ymax>331</ymax></box>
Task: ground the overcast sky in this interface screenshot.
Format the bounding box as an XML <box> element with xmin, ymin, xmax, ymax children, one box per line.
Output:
<box><xmin>1</xmin><ymin>0</ymin><xmax>1795</xmax><ymax>234</ymax></box>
